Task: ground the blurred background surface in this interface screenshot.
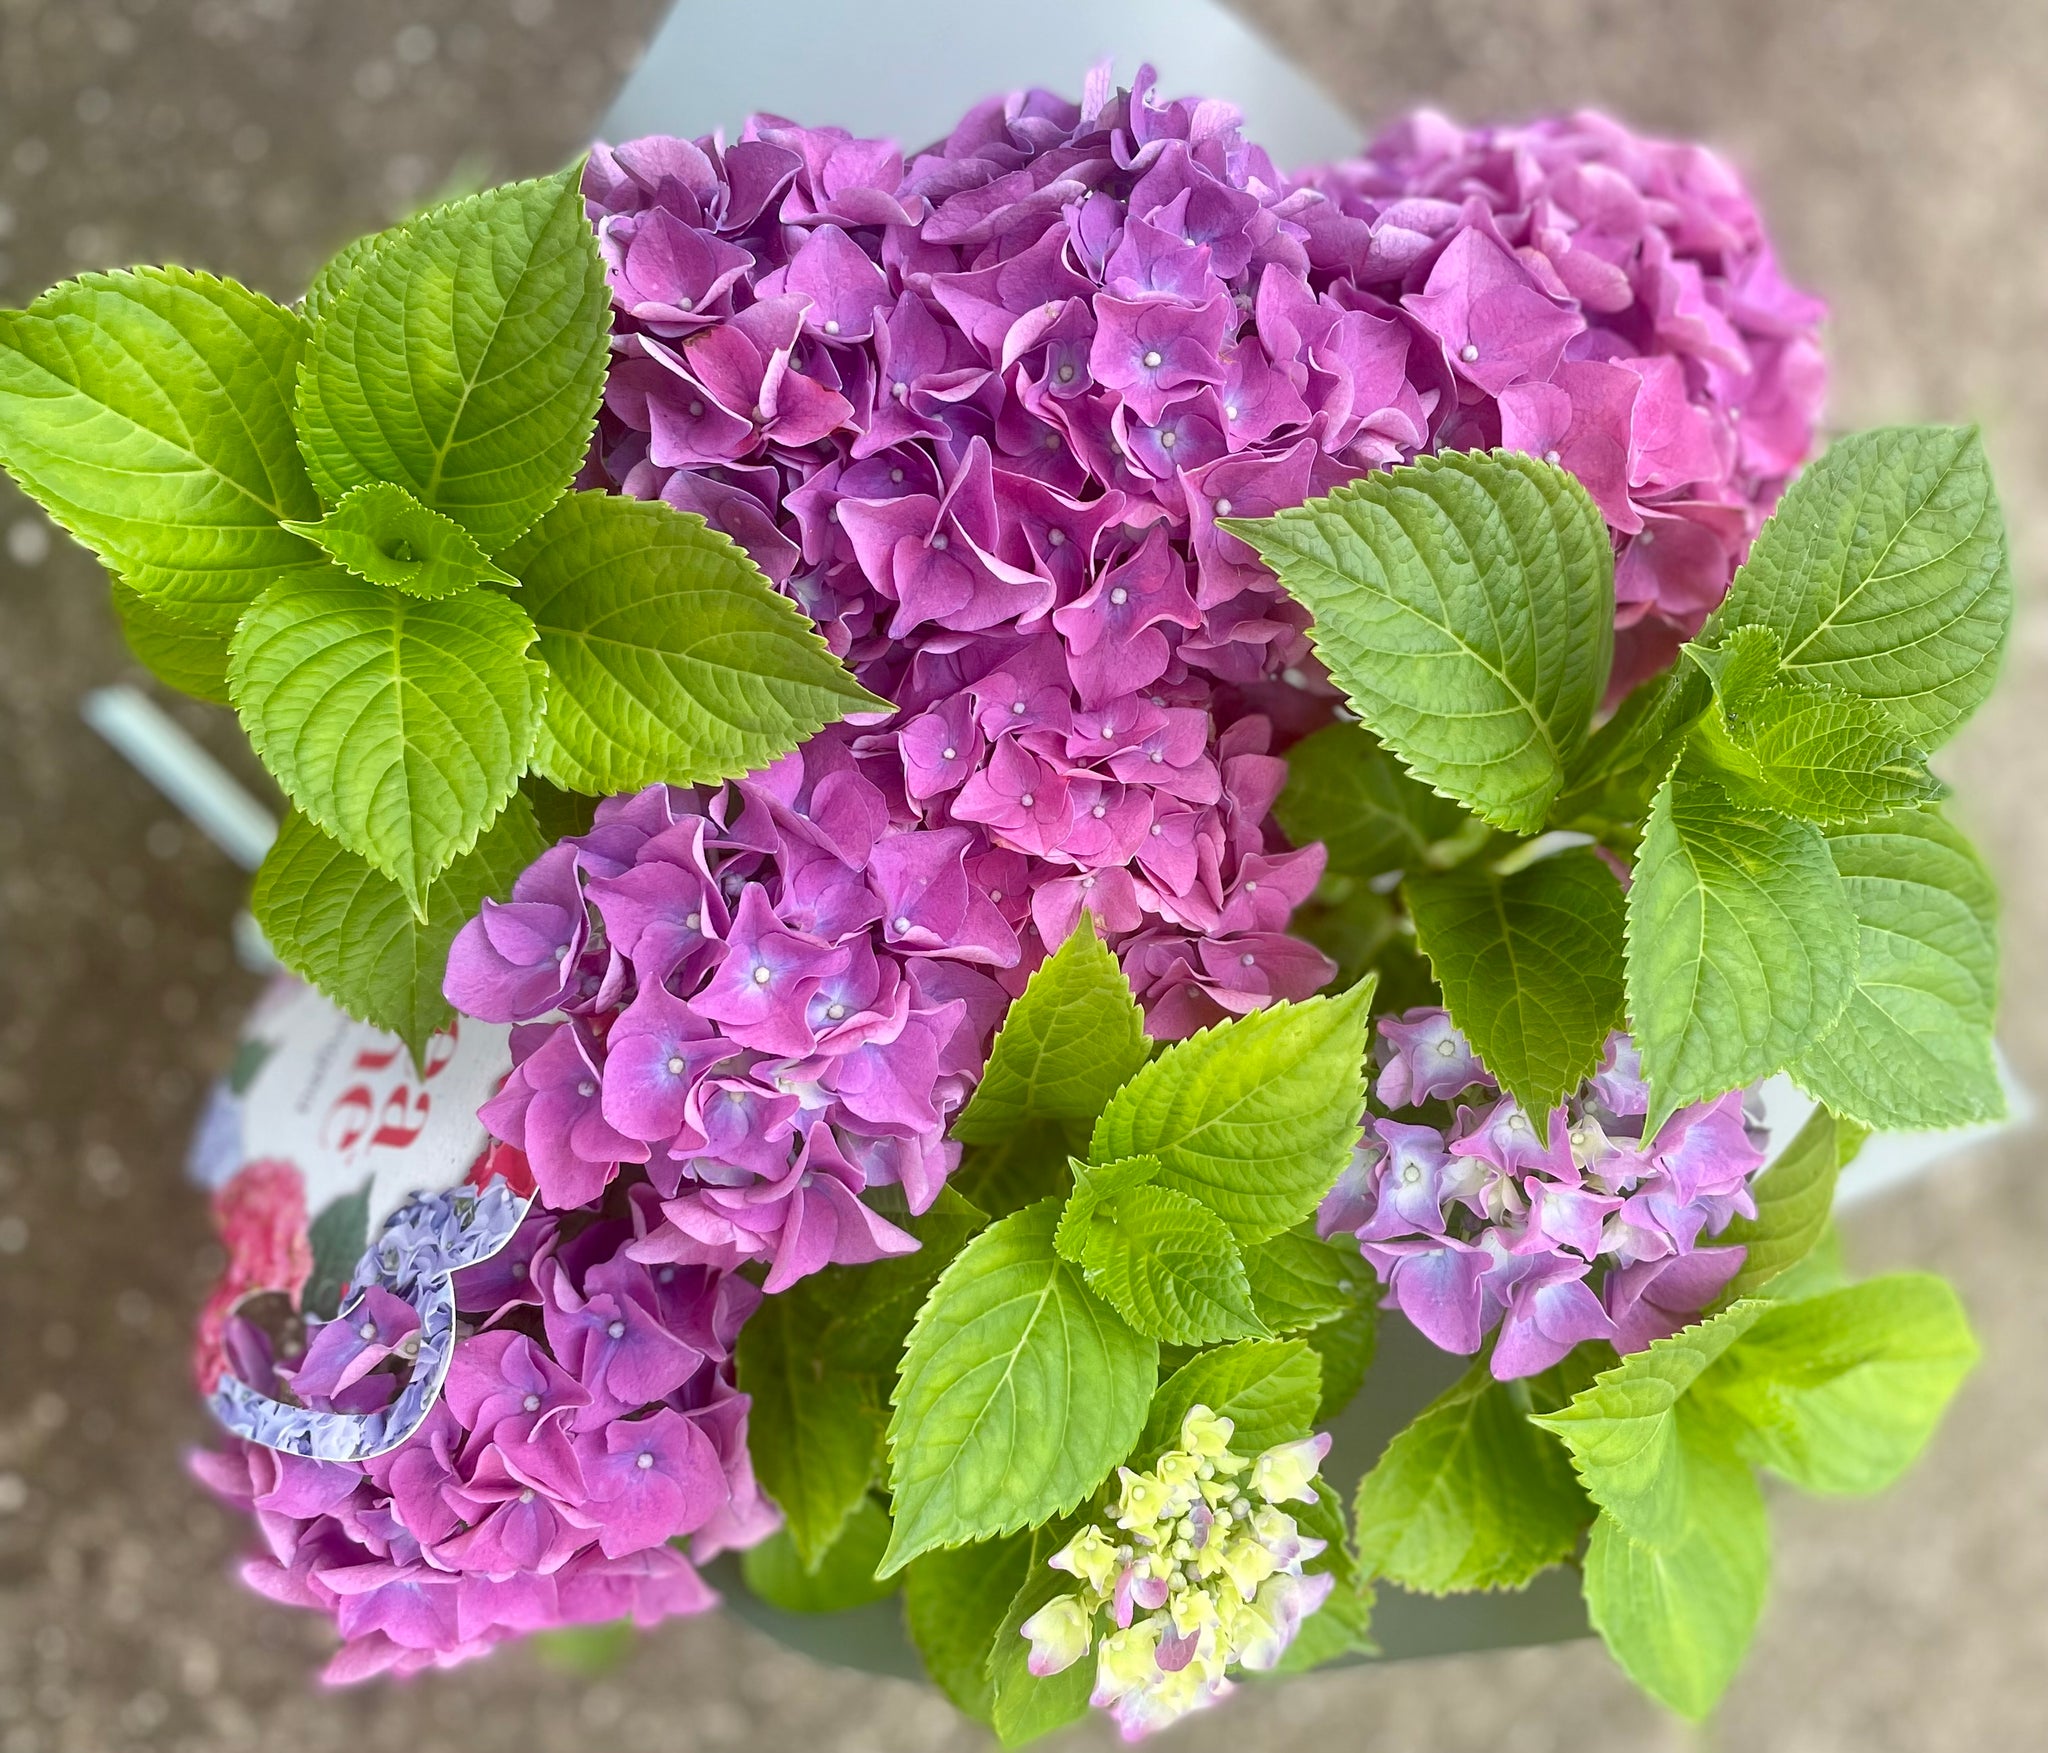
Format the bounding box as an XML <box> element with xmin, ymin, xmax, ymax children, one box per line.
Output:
<box><xmin>0</xmin><ymin>2</ymin><xmax>2043</xmax><ymax>1749</ymax></box>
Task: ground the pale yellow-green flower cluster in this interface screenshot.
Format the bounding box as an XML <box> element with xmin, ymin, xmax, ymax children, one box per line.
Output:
<box><xmin>1018</xmin><ymin>1406</ymin><xmax>1335</xmax><ymax>1741</ymax></box>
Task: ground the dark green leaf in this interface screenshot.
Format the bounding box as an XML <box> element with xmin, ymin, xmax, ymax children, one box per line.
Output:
<box><xmin>904</xmin><ymin>1532</ymin><xmax>1035</xmax><ymax>1723</ymax></box>
<box><xmin>1275</xmin><ymin>721</ymin><xmax>1476</xmax><ymax>880</ymax></box>
<box><xmin>302</xmin><ymin>1181</ymin><xmax>372</xmax><ymax>1320</ymax></box>
<box><xmin>740</xmin><ymin>1497</ymin><xmax>897</xmax><ymax>1613</ymax></box>
<box><xmin>987</xmin><ymin>1520</ymin><xmax>1094</xmax><ymax>1748</ymax></box>
<box><xmin>1406</xmin><ymin>846</ymin><xmax>1627</xmax><ymax>1114</ymax></box>
<box><xmin>735</xmin><ymin>1290</ymin><xmax>885</xmax><ymax>1569</ymax></box>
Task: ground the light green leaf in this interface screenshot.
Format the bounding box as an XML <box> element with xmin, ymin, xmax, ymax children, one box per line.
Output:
<box><xmin>500</xmin><ymin>491</ymin><xmax>886</xmax><ymax>793</ymax></box>
<box><xmin>1241</xmin><ymin>1226</ymin><xmax>1365</xmax><ymax>1334</ymax></box>
<box><xmin>1072</xmin><ymin>1182</ymin><xmax>1267</xmax><ymax>1346</ymax></box>
<box><xmin>1140</xmin><ymin>1339</ymin><xmax>1322</xmax><ymax>1459</ymax></box>
<box><xmin>1532</xmin><ymin>1299</ymin><xmax>1769</xmax><ymax>1548</ymax></box>
<box><xmin>1582</xmin><ymin>1421</ymin><xmax>1769</xmax><ymax>1721</ymax></box>
<box><xmin>1686</xmin><ymin>626</ymin><xmax>1945</xmax><ymax>824</ymax></box>
<box><xmin>736</xmin><ymin>1289</ymin><xmax>886</xmax><ymax>1570</ymax></box>
<box><xmin>1352</xmin><ymin>1364</ymin><xmax>1589</xmax><ymax>1595</ymax></box>
<box><xmin>904</xmin><ymin>1532</ymin><xmax>1035</xmax><ymax>1723</ymax></box>
<box><xmin>1625</xmin><ymin>764</ymin><xmax>1858</xmax><ymax>1132</ymax></box>
<box><xmin>955</xmin><ymin>912</ymin><xmax>1150</xmax><ymax>1144</ymax></box>
<box><xmin>987</xmin><ymin>1520</ymin><xmax>1095</xmax><ymax>1748</ymax></box>
<box><xmin>251</xmin><ymin>799</ymin><xmax>546</xmax><ymax>1067</ymax></box>
<box><xmin>1275</xmin><ymin>720</ymin><xmax>1475</xmax><ymax>880</ymax></box>
<box><xmin>740</xmin><ymin>1497</ymin><xmax>897</xmax><ymax>1614</ymax></box>
<box><xmin>109</xmin><ymin>580</ymin><xmax>233</xmax><ymax>703</ymax></box>
<box><xmin>1699</xmin><ymin>1273</ymin><xmax>1978</xmax><ymax>1495</ymax></box>
<box><xmin>1791</xmin><ymin>805</ymin><xmax>2002</xmax><ymax>1130</ymax></box>
<box><xmin>1089</xmin><ymin>978</ymin><xmax>1376</xmax><ymax>1245</ymax></box>
<box><xmin>301</xmin><ymin>232</ymin><xmax>387</xmax><ymax>328</ymax></box>
<box><xmin>295</xmin><ymin>165</ymin><xmax>609</xmax><ymax>553</ymax></box>
<box><xmin>1227</xmin><ymin>449</ymin><xmax>1612</xmax><ymax>834</ymax></box>
<box><xmin>1707</xmin><ymin>425</ymin><xmax>2011</xmax><ymax>750</ymax></box>
<box><xmin>1052</xmin><ymin>1154</ymin><xmax>1162</xmax><ymax>1263</ymax></box>
<box><xmin>1718</xmin><ymin>1106</ymin><xmax>1860</xmax><ymax>1301</ymax></box>
<box><xmin>283</xmin><ymin>481</ymin><xmax>519</xmax><ymax>598</ymax></box>
<box><xmin>1405</xmin><ymin>846</ymin><xmax>1627</xmax><ymax>1114</ymax></box>
<box><xmin>228</xmin><ymin>571</ymin><xmax>545</xmax><ymax>909</ymax></box>
<box><xmin>0</xmin><ymin>267</ymin><xmax>322</xmax><ymax>629</ymax></box>
<box><xmin>882</xmin><ymin>1200</ymin><xmax>1155</xmax><ymax>1575</ymax></box>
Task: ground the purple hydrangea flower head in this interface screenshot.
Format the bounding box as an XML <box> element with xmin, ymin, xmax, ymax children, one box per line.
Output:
<box><xmin>194</xmin><ymin>1204</ymin><xmax>771</xmax><ymax>1681</ymax></box>
<box><xmin>1324</xmin><ymin>1009</ymin><xmax>1767</xmax><ymax>1379</ymax></box>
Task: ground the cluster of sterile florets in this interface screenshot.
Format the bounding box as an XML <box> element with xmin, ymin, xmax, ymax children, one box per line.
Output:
<box><xmin>1019</xmin><ymin>1406</ymin><xmax>1335</xmax><ymax>1741</ymax></box>
<box><xmin>1320</xmin><ymin>1008</ymin><xmax>1767</xmax><ymax>1377</ymax></box>
<box><xmin>192</xmin><ymin>1198</ymin><xmax>775</xmax><ymax>1681</ymax></box>
<box><xmin>577</xmin><ymin>68</ymin><xmax>1822</xmax><ymax>1019</ymax></box>
<box><xmin>446</xmin><ymin>758</ymin><xmax>1014</xmax><ymax>1285</ymax></box>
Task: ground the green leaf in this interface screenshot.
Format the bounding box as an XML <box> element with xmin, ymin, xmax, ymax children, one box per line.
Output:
<box><xmin>1306</xmin><ymin>1298</ymin><xmax>1381</xmax><ymax>1422</ymax></box>
<box><xmin>1405</xmin><ymin>846</ymin><xmax>1627</xmax><ymax>1114</ymax></box>
<box><xmin>251</xmin><ymin>799</ymin><xmax>547</xmax><ymax>1067</ymax></box>
<box><xmin>1699</xmin><ymin>1273</ymin><xmax>1979</xmax><ymax>1495</ymax></box>
<box><xmin>1791</xmin><ymin>805</ymin><xmax>2002</xmax><ymax>1130</ymax></box>
<box><xmin>1052</xmin><ymin>1154</ymin><xmax>1163</xmax><ymax>1262</ymax></box>
<box><xmin>904</xmin><ymin>1532</ymin><xmax>1035</xmax><ymax>1723</ymax></box>
<box><xmin>302</xmin><ymin>1181</ymin><xmax>372</xmax><ymax>1320</ymax></box>
<box><xmin>1241</xmin><ymin>1226</ymin><xmax>1363</xmax><ymax>1334</ymax></box>
<box><xmin>1071</xmin><ymin>1182</ymin><xmax>1267</xmax><ymax>1346</ymax></box>
<box><xmin>1685</xmin><ymin>626</ymin><xmax>1945</xmax><ymax>824</ymax></box>
<box><xmin>283</xmin><ymin>481</ymin><xmax>519</xmax><ymax>598</ymax></box>
<box><xmin>739</xmin><ymin>1497</ymin><xmax>897</xmax><ymax>1614</ymax></box>
<box><xmin>301</xmin><ymin>231</ymin><xmax>387</xmax><ymax>327</ymax></box>
<box><xmin>1227</xmin><ymin>449</ymin><xmax>1612</xmax><ymax>834</ymax></box>
<box><xmin>1707</xmin><ymin>425</ymin><xmax>2011</xmax><ymax>750</ymax></box>
<box><xmin>882</xmin><ymin>1200</ymin><xmax>1156</xmax><ymax>1575</ymax></box>
<box><xmin>0</xmin><ymin>267</ymin><xmax>322</xmax><ymax>629</ymax></box>
<box><xmin>1140</xmin><ymin>1339</ymin><xmax>1322</xmax><ymax>1458</ymax></box>
<box><xmin>1351</xmin><ymin>1364</ymin><xmax>1589</xmax><ymax>1595</ymax></box>
<box><xmin>1270</xmin><ymin>1481</ymin><xmax>1377</xmax><ymax>1672</ymax></box>
<box><xmin>1718</xmin><ymin>1106</ymin><xmax>1857</xmax><ymax>1300</ymax></box>
<box><xmin>948</xmin><ymin>1122</ymin><xmax>1075</xmax><ymax>1223</ymax></box>
<box><xmin>499</xmin><ymin>491</ymin><xmax>885</xmax><ymax>793</ymax></box>
<box><xmin>803</xmin><ymin>1187</ymin><xmax>989</xmax><ymax>1377</ymax></box>
<box><xmin>1549</xmin><ymin>663</ymin><xmax>1710</xmax><ymax>843</ymax></box>
<box><xmin>735</xmin><ymin>1288</ymin><xmax>886</xmax><ymax>1570</ymax></box>
<box><xmin>531</xmin><ymin>1620</ymin><xmax>636</xmax><ymax>1675</ymax></box>
<box><xmin>109</xmin><ymin>580</ymin><xmax>233</xmax><ymax>703</ymax></box>
<box><xmin>1275</xmin><ymin>721</ymin><xmax>1475</xmax><ymax>880</ymax></box>
<box><xmin>1531</xmin><ymin>1300</ymin><xmax>1769</xmax><ymax>1548</ymax></box>
<box><xmin>228</xmin><ymin>571</ymin><xmax>545</xmax><ymax>909</ymax></box>
<box><xmin>1089</xmin><ymin>978</ymin><xmax>1376</xmax><ymax>1245</ymax></box>
<box><xmin>1624</xmin><ymin>764</ymin><xmax>1858</xmax><ymax>1132</ymax></box>
<box><xmin>1582</xmin><ymin>1421</ymin><xmax>1769</xmax><ymax>1721</ymax></box>
<box><xmin>295</xmin><ymin>165</ymin><xmax>610</xmax><ymax>553</ymax></box>
<box><xmin>987</xmin><ymin>1520</ymin><xmax>1094</xmax><ymax>1748</ymax></box>
<box><xmin>955</xmin><ymin>913</ymin><xmax>1151</xmax><ymax>1143</ymax></box>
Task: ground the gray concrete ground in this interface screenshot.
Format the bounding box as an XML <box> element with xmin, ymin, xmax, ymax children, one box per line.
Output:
<box><xmin>0</xmin><ymin>3</ymin><xmax>2042</xmax><ymax>1750</ymax></box>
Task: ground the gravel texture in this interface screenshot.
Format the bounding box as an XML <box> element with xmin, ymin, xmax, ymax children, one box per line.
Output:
<box><xmin>0</xmin><ymin>3</ymin><xmax>2042</xmax><ymax>1749</ymax></box>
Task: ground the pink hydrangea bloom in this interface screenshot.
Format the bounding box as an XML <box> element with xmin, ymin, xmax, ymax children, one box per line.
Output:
<box><xmin>1321</xmin><ymin>1010</ymin><xmax>1765</xmax><ymax>1377</ymax></box>
<box><xmin>191</xmin><ymin>1198</ymin><xmax>773</xmax><ymax>1682</ymax></box>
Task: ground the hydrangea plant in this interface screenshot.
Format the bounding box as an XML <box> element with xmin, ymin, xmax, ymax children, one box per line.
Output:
<box><xmin>0</xmin><ymin>65</ymin><xmax>2006</xmax><ymax>1744</ymax></box>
